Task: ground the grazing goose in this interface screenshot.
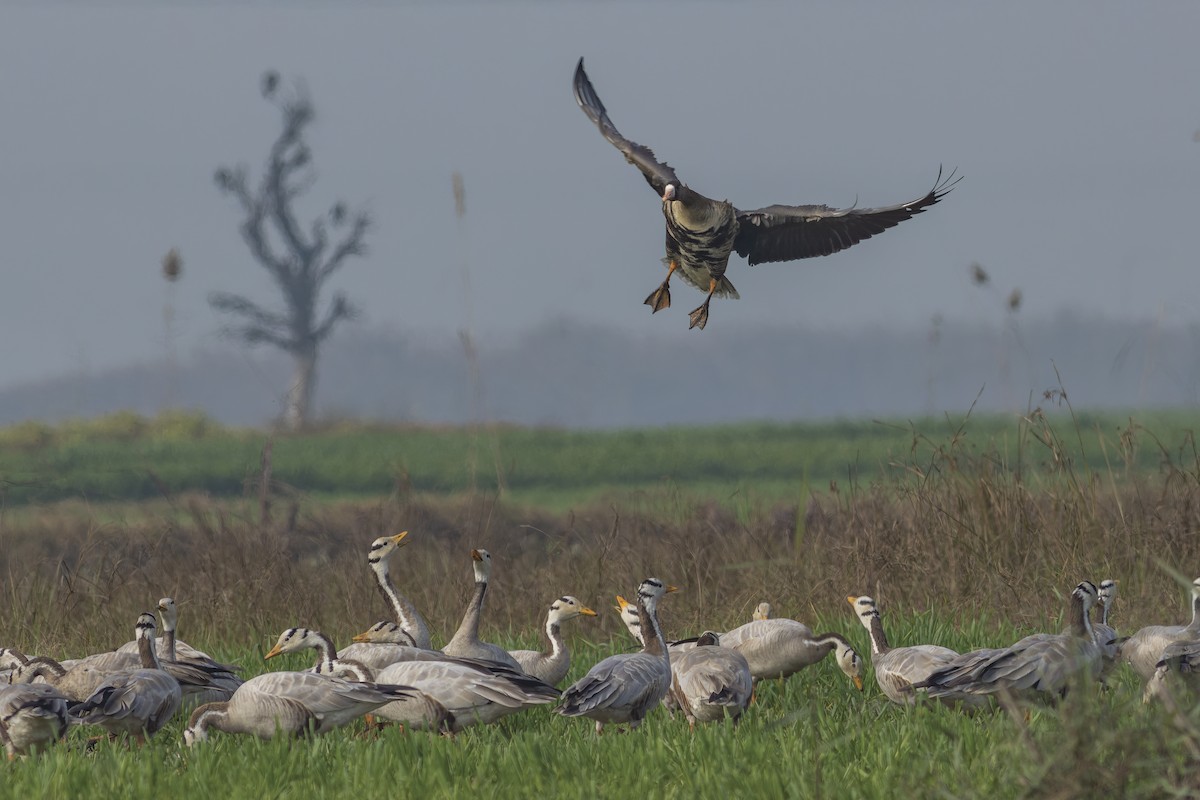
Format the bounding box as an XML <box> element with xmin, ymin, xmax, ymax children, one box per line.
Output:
<box><xmin>1120</xmin><ymin>577</ymin><xmax>1200</xmax><ymax>681</ymax></box>
<box><xmin>915</xmin><ymin>581</ymin><xmax>1103</xmax><ymax>703</ymax></box>
<box><xmin>367</xmin><ymin>532</ymin><xmax>432</xmax><ymax>650</ymax></box>
<box><xmin>373</xmin><ymin>656</ymin><xmax>559</xmax><ymax>733</ymax></box>
<box><xmin>572</xmin><ymin>58</ymin><xmax>958</xmax><ymax>330</ymax></box>
<box><xmin>719</xmin><ymin>617</ymin><xmax>864</xmax><ymax>691</ymax></box>
<box><xmin>557</xmin><ymin>578</ymin><xmax>675</xmax><ymax>734</ymax></box>
<box><xmin>668</xmin><ymin>632</ymin><xmax>753</xmax><ymax>731</ymax></box>
<box><xmin>0</xmin><ymin>684</ymin><xmax>71</xmax><ymax>759</ymax></box>
<box><xmin>442</xmin><ymin>549</ymin><xmax>523</xmax><ymax>670</ymax></box>
<box><xmin>847</xmin><ymin>595</ymin><xmax>979</xmax><ymax>708</ymax></box>
<box><xmin>508</xmin><ymin>596</ymin><xmax>598</xmax><ymax>685</ymax></box>
<box><xmin>752</xmin><ymin>603</ymin><xmax>773</xmax><ymax>622</ymax></box>
<box><xmin>183</xmin><ymin>671</ymin><xmax>419</xmax><ymax>744</ymax></box>
<box><xmin>71</xmin><ymin>612</ymin><xmax>183</xmax><ymax>742</ymax></box>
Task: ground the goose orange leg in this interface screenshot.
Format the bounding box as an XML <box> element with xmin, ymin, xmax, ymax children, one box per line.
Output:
<box><xmin>688</xmin><ymin>277</ymin><xmax>718</xmax><ymax>330</ymax></box>
<box><xmin>644</xmin><ymin>260</ymin><xmax>677</xmax><ymax>313</ymax></box>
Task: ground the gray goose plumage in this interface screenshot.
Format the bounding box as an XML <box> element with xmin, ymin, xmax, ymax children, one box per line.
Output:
<box><xmin>847</xmin><ymin>595</ymin><xmax>982</xmax><ymax>708</ymax></box>
<box><xmin>914</xmin><ymin>582</ymin><xmax>1103</xmax><ymax>703</ymax></box>
<box><xmin>367</xmin><ymin>531</ymin><xmax>432</xmax><ymax>650</ymax></box>
<box><xmin>1091</xmin><ymin>579</ymin><xmax>1120</xmax><ymax>680</ymax></box>
<box><xmin>557</xmin><ymin>578</ymin><xmax>675</xmax><ymax>734</ymax></box>
<box><xmin>508</xmin><ymin>596</ymin><xmax>598</xmax><ymax>686</ymax></box>
<box><xmin>667</xmin><ymin>632</ymin><xmax>753</xmax><ymax>730</ymax></box>
<box><xmin>1120</xmin><ymin>577</ymin><xmax>1200</xmax><ymax>682</ymax></box>
<box><xmin>0</xmin><ymin>684</ymin><xmax>71</xmax><ymax>759</ymax></box>
<box><xmin>573</xmin><ymin>58</ymin><xmax>958</xmax><ymax>330</ymax></box>
<box><xmin>265</xmin><ymin>627</ymin><xmax>375</xmax><ymax>683</ymax></box>
<box><xmin>442</xmin><ymin>549</ymin><xmax>524</xmax><ymax>671</ymax></box>
<box><xmin>183</xmin><ymin>671</ymin><xmax>418</xmax><ymax>744</ymax></box>
<box><xmin>345</xmin><ymin>622</ymin><xmax>450</xmax><ymax>672</ymax></box>
<box><xmin>70</xmin><ymin>612</ymin><xmax>183</xmax><ymax>742</ymax></box>
<box><xmin>719</xmin><ymin>617</ymin><xmax>864</xmax><ymax>691</ymax></box>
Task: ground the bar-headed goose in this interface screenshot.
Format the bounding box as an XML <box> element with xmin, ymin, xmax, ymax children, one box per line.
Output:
<box><xmin>719</xmin><ymin>616</ymin><xmax>864</xmax><ymax>691</ymax></box>
<box><xmin>1120</xmin><ymin>577</ymin><xmax>1200</xmax><ymax>681</ymax></box>
<box><xmin>342</xmin><ymin>622</ymin><xmax>448</xmax><ymax>673</ymax></box>
<box><xmin>0</xmin><ymin>684</ymin><xmax>71</xmax><ymax>759</ymax></box>
<box><xmin>847</xmin><ymin>595</ymin><xmax>980</xmax><ymax>708</ymax></box>
<box><xmin>667</xmin><ymin>632</ymin><xmax>753</xmax><ymax>730</ymax></box>
<box><xmin>367</xmin><ymin>532</ymin><xmax>432</xmax><ymax>650</ymax></box>
<box><xmin>508</xmin><ymin>596</ymin><xmax>598</xmax><ymax>686</ymax></box>
<box><xmin>373</xmin><ymin>656</ymin><xmax>559</xmax><ymax>733</ymax></box>
<box><xmin>71</xmin><ymin>612</ymin><xmax>183</xmax><ymax>742</ymax></box>
<box><xmin>557</xmin><ymin>578</ymin><xmax>675</xmax><ymax>733</ymax></box>
<box><xmin>442</xmin><ymin>549</ymin><xmax>523</xmax><ymax>670</ymax></box>
<box><xmin>915</xmin><ymin>581</ymin><xmax>1103</xmax><ymax>703</ymax></box>
<box><xmin>752</xmin><ymin>603</ymin><xmax>773</xmax><ymax>622</ymax></box>
<box><xmin>184</xmin><ymin>671</ymin><xmax>418</xmax><ymax>744</ymax></box>
<box><xmin>265</xmin><ymin>627</ymin><xmax>374</xmax><ymax>682</ymax></box>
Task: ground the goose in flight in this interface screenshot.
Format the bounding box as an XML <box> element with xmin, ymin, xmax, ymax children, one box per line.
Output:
<box><xmin>573</xmin><ymin>58</ymin><xmax>958</xmax><ymax>330</ymax></box>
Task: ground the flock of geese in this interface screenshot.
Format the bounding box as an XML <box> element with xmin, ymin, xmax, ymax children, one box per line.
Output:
<box><xmin>3</xmin><ymin>532</ymin><xmax>1200</xmax><ymax>758</ymax></box>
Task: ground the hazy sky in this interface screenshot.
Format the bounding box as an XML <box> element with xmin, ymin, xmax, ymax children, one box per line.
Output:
<box><xmin>2</xmin><ymin>1</ymin><xmax>1198</xmax><ymax>389</ymax></box>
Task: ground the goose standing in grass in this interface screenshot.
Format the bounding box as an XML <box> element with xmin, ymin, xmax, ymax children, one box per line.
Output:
<box><xmin>264</xmin><ymin>627</ymin><xmax>451</xmax><ymax>730</ymax></box>
<box><xmin>1092</xmin><ymin>579</ymin><xmax>1120</xmax><ymax>680</ymax></box>
<box><xmin>667</xmin><ymin>632</ymin><xmax>753</xmax><ymax>730</ymax></box>
<box><xmin>718</xmin><ymin>615</ymin><xmax>864</xmax><ymax>691</ymax></box>
<box><xmin>442</xmin><ymin>549</ymin><xmax>523</xmax><ymax>670</ymax></box>
<box><xmin>373</xmin><ymin>656</ymin><xmax>559</xmax><ymax>733</ymax></box>
<box><xmin>508</xmin><ymin>596</ymin><xmax>598</xmax><ymax>685</ymax></box>
<box><xmin>367</xmin><ymin>532</ymin><xmax>432</xmax><ymax>650</ymax></box>
<box><xmin>183</xmin><ymin>671</ymin><xmax>419</xmax><ymax>744</ymax></box>
<box><xmin>615</xmin><ymin>594</ymin><xmax>694</xmax><ymax>655</ymax></box>
<box><xmin>914</xmin><ymin>581</ymin><xmax>1102</xmax><ymax>703</ymax></box>
<box><xmin>0</xmin><ymin>684</ymin><xmax>71</xmax><ymax>759</ymax></box>
<box><xmin>847</xmin><ymin>595</ymin><xmax>979</xmax><ymax>707</ymax></box>
<box><xmin>1120</xmin><ymin>577</ymin><xmax>1200</xmax><ymax>681</ymax></box>
<box><xmin>557</xmin><ymin>578</ymin><xmax>675</xmax><ymax>734</ymax></box>
<box><xmin>572</xmin><ymin>58</ymin><xmax>958</xmax><ymax>330</ymax></box>
<box><xmin>71</xmin><ymin>612</ymin><xmax>183</xmax><ymax>743</ymax></box>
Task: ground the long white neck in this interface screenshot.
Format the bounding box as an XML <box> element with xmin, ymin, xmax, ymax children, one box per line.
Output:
<box><xmin>543</xmin><ymin>616</ymin><xmax>565</xmax><ymax>662</ymax></box>
<box><xmin>371</xmin><ymin>560</ymin><xmax>432</xmax><ymax>649</ymax></box>
<box><xmin>187</xmin><ymin>702</ymin><xmax>230</xmax><ymax>742</ymax></box>
<box><xmin>1188</xmin><ymin>589</ymin><xmax>1200</xmax><ymax>631</ymax></box>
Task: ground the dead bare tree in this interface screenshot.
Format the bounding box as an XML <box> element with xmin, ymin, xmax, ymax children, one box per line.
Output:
<box><xmin>210</xmin><ymin>72</ymin><xmax>371</xmax><ymax>430</ymax></box>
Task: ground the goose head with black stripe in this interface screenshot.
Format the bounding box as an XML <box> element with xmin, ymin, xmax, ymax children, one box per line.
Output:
<box><xmin>266</xmin><ymin>627</ymin><xmax>373</xmax><ymax>682</ymax></box>
<box><xmin>573</xmin><ymin>58</ymin><xmax>958</xmax><ymax>331</ymax></box>
<box><xmin>367</xmin><ymin>531</ymin><xmax>432</xmax><ymax>650</ymax></box>
<box><xmin>508</xmin><ymin>595</ymin><xmax>598</xmax><ymax>686</ymax></box>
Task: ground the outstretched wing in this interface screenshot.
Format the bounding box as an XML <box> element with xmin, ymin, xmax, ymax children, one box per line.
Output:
<box><xmin>733</xmin><ymin>168</ymin><xmax>960</xmax><ymax>266</ymax></box>
<box><xmin>573</xmin><ymin>58</ymin><xmax>681</xmax><ymax>197</ymax></box>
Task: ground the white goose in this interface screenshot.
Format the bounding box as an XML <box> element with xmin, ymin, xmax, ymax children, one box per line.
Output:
<box><xmin>667</xmin><ymin>631</ymin><xmax>753</xmax><ymax>730</ymax></box>
<box><xmin>367</xmin><ymin>532</ymin><xmax>433</xmax><ymax>650</ymax></box>
<box><xmin>508</xmin><ymin>596</ymin><xmax>598</xmax><ymax>685</ymax></box>
<box><xmin>1120</xmin><ymin>577</ymin><xmax>1200</xmax><ymax>682</ymax></box>
<box><xmin>442</xmin><ymin>549</ymin><xmax>523</xmax><ymax>670</ymax></box>
<box><xmin>847</xmin><ymin>595</ymin><xmax>979</xmax><ymax>707</ymax></box>
<box><xmin>556</xmin><ymin>578</ymin><xmax>675</xmax><ymax>734</ymax></box>
<box><xmin>0</xmin><ymin>684</ymin><xmax>71</xmax><ymax>759</ymax></box>
<box><xmin>915</xmin><ymin>581</ymin><xmax>1103</xmax><ymax>703</ymax></box>
<box><xmin>71</xmin><ymin>612</ymin><xmax>183</xmax><ymax>742</ymax></box>
<box><xmin>183</xmin><ymin>671</ymin><xmax>418</xmax><ymax>744</ymax></box>
<box><xmin>719</xmin><ymin>616</ymin><xmax>864</xmax><ymax>691</ymax></box>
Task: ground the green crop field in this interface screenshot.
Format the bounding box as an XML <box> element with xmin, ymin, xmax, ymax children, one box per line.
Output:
<box><xmin>5</xmin><ymin>408</ymin><xmax>1200</xmax><ymax>798</ymax></box>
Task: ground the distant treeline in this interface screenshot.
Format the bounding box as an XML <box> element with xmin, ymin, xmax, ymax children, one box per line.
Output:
<box><xmin>1</xmin><ymin>312</ymin><xmax>1198</xmax><ymax>429</ymax></box>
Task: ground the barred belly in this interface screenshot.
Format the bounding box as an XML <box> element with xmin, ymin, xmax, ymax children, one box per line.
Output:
<box><xmin>663</xmin><ymin>200</ymin><xmax>740</xmax><ymax>296</ymax></box>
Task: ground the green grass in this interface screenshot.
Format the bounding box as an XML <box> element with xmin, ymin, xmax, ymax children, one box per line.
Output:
<box><xmin>4</xmin><ymin>615</ymin><xmax>1196</xmax><ymax>800</ymax></box>
<box><xmin>3</xmin><ymin>408</ymin><xmax>1200</xmax><ymax>512</ymax></box>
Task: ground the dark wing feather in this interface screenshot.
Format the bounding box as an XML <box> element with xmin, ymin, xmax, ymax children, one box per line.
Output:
<box><xmin>734</xmin><ymin>168</ymin><xmax>960</xmax><ymax>266</ymax></box>
<box><xmin>573</xmin><ymin>58</ymin><xmax>681</xmax><ymax>196</ymax></box>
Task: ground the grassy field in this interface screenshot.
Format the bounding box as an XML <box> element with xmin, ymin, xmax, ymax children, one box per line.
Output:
<box><xmin>5</xmin><ymin>408</ymin><xmax>1200</xmax><ymax>797</ymax></box>
<box><xmin>2</xmin><ymin>407</ymin><xmax>1200</xmax><ymax>512</ymax></box>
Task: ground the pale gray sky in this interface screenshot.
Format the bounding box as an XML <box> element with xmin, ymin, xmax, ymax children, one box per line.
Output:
<box><xmin>2</xmin><ymin>1</ymin><xmax>1198</xmax><ymax>388</ymax></box>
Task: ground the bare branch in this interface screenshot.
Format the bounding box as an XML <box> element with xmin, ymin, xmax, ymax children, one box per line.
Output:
<box><xmin>311</xmin><ymin>291</ymin><xmax>359</xmax><ymax>344</ymax></box>
<box><xmin>317</xmin><ymin>210</ymin><xmax>371</xmax><ymax>286</ymax></box>
<box><xmin>208</xmin><ymin>291</ymin><xmax>291</xmax><ymax>332</ymax></box>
